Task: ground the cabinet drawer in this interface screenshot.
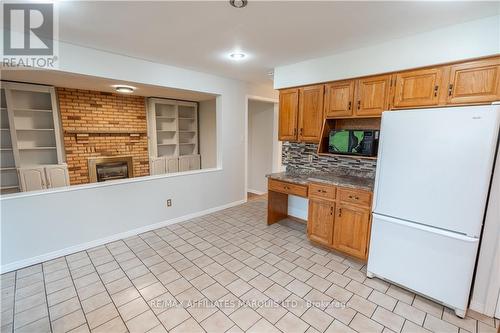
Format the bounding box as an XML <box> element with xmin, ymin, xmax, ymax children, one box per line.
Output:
<box><xmin>269</xmin><ymin>179</ymin><xmax>308</xmax><ymax>197</ymax></box>
<box><xmin>309</xmin><ymin>183</ymin><xmax>336</xmax><ymax>201</ymax></box>
<box><xmin>338</xmin><ymin>188</ymin><xmax>372</xmax><ymax>207</ymax></box>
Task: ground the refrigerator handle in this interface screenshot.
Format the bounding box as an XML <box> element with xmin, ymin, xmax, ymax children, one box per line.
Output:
<box><xmin>372</xmin><ymin>112</ymin><xmax>387</xmax><ymax>214</ymax></box>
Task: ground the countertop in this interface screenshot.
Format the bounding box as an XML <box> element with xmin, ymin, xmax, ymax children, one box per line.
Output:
<box><xmin>266</xmin><ymin>170</ymin><xmax>375</xmax><ymax>191</ymax></box>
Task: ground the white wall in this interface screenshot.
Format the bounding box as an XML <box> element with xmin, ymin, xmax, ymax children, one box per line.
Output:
<box><xmin>248</xmin><ymin>100</ymin><xmax>275</xmax><ymax>194</ymax></box>
<box><xmin>274</xmin><ymin>15</ymin><xmax>500</xmax><ymax>89</ymax></box>
<box><xmin>0</xmin><ymin>41</ymin><xmax>276</xmax><ymax>272</ymax></box>
<box><xmin>199</xmin><ymin>99</ymin><xmax>217</xmax><ymax>169</ymax></box>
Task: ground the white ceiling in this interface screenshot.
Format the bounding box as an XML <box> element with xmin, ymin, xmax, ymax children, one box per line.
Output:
<box><xmin>1</xmin><ymin>70</ymin><xmax>216</xmax><ymax>101</ymax></box>
<box><xmin>31</xmin><ymin>2</ymin><xmax>500</xmax><ymax>87</ymax></box>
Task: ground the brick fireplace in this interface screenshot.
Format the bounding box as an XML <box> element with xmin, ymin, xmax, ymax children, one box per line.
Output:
<box><xmin>57</xmin><ymin>88</ymin><xmax>150</xmax><ymax>185</ymax></box>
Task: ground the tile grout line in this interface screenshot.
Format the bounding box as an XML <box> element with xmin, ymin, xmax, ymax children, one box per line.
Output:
<box><xmin>63</xmin><ymin>256</ymin><xmax>92</xmax><ymax>333</ymax></box>
<box><xmin>10</xmin><ymin>271</ymin><xmax>17</xmax><ymax>333</ymax></box>
<box><xmin>40</xmin><ymin>264</ymin><xmax>54</xmax><ymax>333</ymax></box>
<box><xmin>102</xmin><ymin>243</ymin><xmax>171</xmax><ymax>332</ymax></box>
<box><xmin>84</xmin><ymin>248</ymin><xmax>135</xmax><ymax>332</ymax></box>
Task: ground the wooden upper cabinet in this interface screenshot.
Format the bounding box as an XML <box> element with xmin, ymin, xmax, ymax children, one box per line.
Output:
<box><xmin>325</xmin><ymin>80</ymin><xmax>355</xmax><ymax>118</ymax></box>
<box><xmin>393</xmin><ymin>68</ymin><xmax>443</xmax><ymax>108</ymax></box>
<box><xmin>355</xmin><ymin>74</ymin><xmax>391</xmax><ymax>117</ymax></box>
<box><xmin>308</xmin><ymin>198</ymin><xmax>334</xmax><ymax>246</ymax></box>
<box><xmin>446</xmin><ymin>58</ymin><xmax>500</xmax><ymax>105</ymax></box>
<box><xmin>298</xmin><ymin>85</ymin><xmax>324</xmax><ymax>142</ymax></box>
<box><xmin>332</xmin><ymin>203</ymin><xmax>371</xmax><ymax>260</ymax></box>
<box><xmin>278</xmin><ymin>88</ymin><xmax>299</xmax><ymax>141</ymax></box>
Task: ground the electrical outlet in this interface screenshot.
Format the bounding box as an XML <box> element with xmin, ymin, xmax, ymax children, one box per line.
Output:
<box><xmin>308</xmin><ymin>154</ymin><xmax>313</xmax><ymax>163</ymax></box>
<box><xmin>166</xmin><ymin>199</ymin><xmax>172</xmax><ymax>207</ymax></box>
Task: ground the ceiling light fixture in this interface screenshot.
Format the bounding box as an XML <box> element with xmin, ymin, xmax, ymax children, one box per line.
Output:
<box><xmin>114</xmin><ymin>85</ymin><xmax>135</xmax><ymax>93</ymax></box>
<box><xmin>229</xmin><ymin>0</ymin><xmax>248</xmax><ymax>8</ymax></box>
<box><xmin>229</xmin><ymin>52</ymin><xmax>246</xmax><ymax>60</ymax></box>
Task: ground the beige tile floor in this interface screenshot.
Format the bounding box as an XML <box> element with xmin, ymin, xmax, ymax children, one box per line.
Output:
<box><xmin>1</xmin><ymin>197</ymin><xmax>498</xmax><ymax>333</ymax></box>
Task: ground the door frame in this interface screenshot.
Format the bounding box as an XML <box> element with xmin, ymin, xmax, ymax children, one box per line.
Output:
<box><xmin>245</xmin><ymin>95</ymin><xmax>280</xmax><ymax>199</ymax></box>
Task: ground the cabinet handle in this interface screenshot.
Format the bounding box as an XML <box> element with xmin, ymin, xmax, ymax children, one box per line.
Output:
<box><xmin>293</xmin><ymin>128</ymin><xmax>297</xmax><ymax>136</ymax></box>
<box><xmin>330</xmin><ymin>206</ymin><xmax>334</xmax><ymax>215</ymax></box>
<box><xmin>448</xmin><ymin>84</ymin><xmax>453</xmax><ymax>96</ymax></box>
<box><xmin>348</xmin><ymin>101</ymin><xmax>352</xmax><ymax>110</ymax></box>
<box><xmin>338</xmin><ymin>208</ymin><xmax>342</xmax><ymax>217</ymax></box>
<box><xmin>299</xmin><ymin>128</ymin><xmax>303</xmax><ymax>136</ymax></box>
<box><xmin>357</xmin><ymin>100</ymin><xmax>361</xmax><ymax>110</ymax></box>
<box><xmin>434</xmin><ymin>85</ymin><xmax>439</xmax><ymax>97</ymax></box>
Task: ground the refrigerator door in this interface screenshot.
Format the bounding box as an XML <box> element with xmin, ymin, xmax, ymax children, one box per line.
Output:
<box><xmin>373</xmin><ymin>105</ymin><xmax>500</xmax><ymax>237</ymax></box>
<box><xmin>367</xmin><ymin>214</ymin><xmax>479</xmax><ymax>312</ymax></box>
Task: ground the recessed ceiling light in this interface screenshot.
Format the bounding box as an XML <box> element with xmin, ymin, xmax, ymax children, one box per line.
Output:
<box><xmin>229</xmin><ymin>0</ymin><xmax>248</xmax><ymax>8</ymax></box>
<box><xmin>229</xmin><ymin>52</ymin><xmax>246</xmax><ymax>60</ymax></box>
<box><xmin>114</xmin><ymin>85</ymin><xmax>135</xmax><ymax>93</ymax></box>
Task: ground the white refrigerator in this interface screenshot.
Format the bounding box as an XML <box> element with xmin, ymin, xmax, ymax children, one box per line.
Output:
<box><xmin>367</xmin><ymin>104</ymin><xmax>500</xmax><ymax>318</ymax></box>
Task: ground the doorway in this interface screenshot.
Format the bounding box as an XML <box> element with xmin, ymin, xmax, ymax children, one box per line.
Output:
<box><xmin>246</xmin><ymin>97</ymin><xmax>281</xmax><ymax>198</ymax></box>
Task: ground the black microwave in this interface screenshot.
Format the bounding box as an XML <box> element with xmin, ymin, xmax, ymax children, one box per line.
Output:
<box><xmin>328</xmin><ymin>129</ymin><xmax>379</xmax><ymax>157</ymax></box>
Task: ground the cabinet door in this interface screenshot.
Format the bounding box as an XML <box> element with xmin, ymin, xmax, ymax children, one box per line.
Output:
<box><xmin>325</xmin><ymin>80</ymin><xmax>355</xmax><ymax>118</ymax></box>
<box><xmin>45</xmin><ymin>164</ymin><xmax>70</xmax><ymax>188</ymax></box>
<box><xmin>447</xmin><ymin>58</ymin><xmax>500</xmax><ymax>104</ymax></box>
<box><xmin>188</xmin><ymin>155</ymin><xmax>201</xmax><ymax>170</ymax></box>
<box><xmin>355</xmin><ymin>74</ymin><xmax>391</xmax><ymax>117</ymax></box>
<box><xmin>298</xmin><ymin>85</ymin><xmax>324</xmax><ymax>142</ymax></box>
<box><xmin>150</xmin><ymin>157</ymin><xmax>166</xmax><ymax>175</ymax></box>
<box><xmin>278</xmin><ymin>88</ymin><xmax>299</xmax><ymax>141</ymax></box>
<box><xmin>166</xmin><ymin>157</ymin><xmax>179</xmax><ymax>173</ymax></box>
<box><xmin>333</xmin><ymin>203</ymin><xmax>371</xmax><ymax>260</ymax></box>
<box><xmin>18</xmin><ymin>167</ymin><xmax>46</xmax><ymax>192</ymax></box>
<box><xmin>179</xmin><ymin>156</ymin><xmax>190</xmax><ymax>172</ymax></box>
<box><xmin>307</xmin><ymin>199</ymin><xmax>334</xmax><ymax>246</ymax></box>
<box><xmin>393</xmin><ymin>68</ymin><xmax>443</xmax><ymax>108</ymax></box>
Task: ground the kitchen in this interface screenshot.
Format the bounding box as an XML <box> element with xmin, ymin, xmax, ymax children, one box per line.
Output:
<box><xmin>267</xmin><ymin>55</ymin><xmax>500</xmax><ymax>319</ymax></box>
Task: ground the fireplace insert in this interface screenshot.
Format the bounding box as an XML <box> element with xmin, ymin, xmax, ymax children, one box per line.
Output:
<box><xmin>96</xmin><ymin>161</ymin><xmax>129</xmax><ymax>182</ymax></box>
<box><xmin>88</xmin><ymin>156</ymin><xmax>134</xmax><ymax>183</ymax></box>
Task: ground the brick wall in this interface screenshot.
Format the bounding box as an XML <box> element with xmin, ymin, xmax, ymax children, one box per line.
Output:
<box><xmin>57</xmin><ymin>88</ymin><xmax>149</xmax><ymax>185</ymax></box>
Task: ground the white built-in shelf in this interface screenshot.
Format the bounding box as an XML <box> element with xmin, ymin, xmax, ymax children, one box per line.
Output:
<box><xmin>0</xmin><ymin>128</ymin><xmax>10</xmax><ymax>131</ymax></box>
<box><xmin>157</xmin><ymin>143</ymin><xmax>177</xmax><ymax>146</ymax></box>
<box><xmin>0</xmin><ymin>167</ymin><xmax>16</xmax><ymax>171</ymax></box>
<box><xmin>157</xmin><ymin>130</ymin><xmax>176</xmax><ymax>133</ymax></box>
<box><xmin>156</xmin><ymin>116</ymin><xmax>176</xmax><ymax>120</ymax></box>
<box><xmin>18</xmin><ymin>147</ymin><xmax>57</xmax><ymax>150</ymax></box>
<box><xmin>14</xmin><ymin>108</ymin><xmax>53</xmax><ymax>113</ymax></box>
<box><xmin>179</xmin><ymin>117</ymin><xmax>195</xmax><ymax>120</ymax></box>
<box><xmin>16</xmin><ymin>128</ymin><xmax>55</xmax><ymax>131</ymax></box>
<box><xmin>1</xmin><ymin>185</ymin><xmax>19</xmax><ymax>190</ymax></box>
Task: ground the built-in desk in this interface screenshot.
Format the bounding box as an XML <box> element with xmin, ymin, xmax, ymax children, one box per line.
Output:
<box><xmin>266</xmin><ymin>171</ymin><xmax>375</xmax><ymax>260</ymax></box>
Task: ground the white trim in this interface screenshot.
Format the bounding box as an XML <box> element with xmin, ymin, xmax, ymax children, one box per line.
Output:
<box><xmin>0</xmin><ymin>198</ymin><xmax>245</xmax><ymax>273</ymax></box>
<box><xmin>0</xmin><ymin>167</ymin><xmax>222</xmax><ymax>201</ymax></box>
<box><xmin>247</xmin><ymin>189</ymin><xmax>266</xmax><ymax>196</ymax></box>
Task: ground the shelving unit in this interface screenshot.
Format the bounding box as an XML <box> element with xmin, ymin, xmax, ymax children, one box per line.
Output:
<box><xmin>147</xmin><ymin>98</ymin><xmax>200</xmax><ymax>174</ymax></box>
<box><xmin>0</xmin><ymin>88</ymin><xmax>19</xmax><ymax>194</ymax></box>
<box><xmin>1</xmin><ymin>82</ymin><xmax>67</xmax><ymax>194</ymax></box>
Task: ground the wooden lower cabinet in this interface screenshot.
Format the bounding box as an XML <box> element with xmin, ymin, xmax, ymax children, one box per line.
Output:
<box><xmin>332</xmin><ymin>203</ymin><xmax>371</xmax><ymax>260</ymax></box>
<box><xmin>307</xmin><ymin>199</ymin><xmax>334</xmax><ymax>246</ymax></box>
<box><xmin>306</xmin><ymin>184</ymin><xmax>372</xmax><ymax>261</ymax></box>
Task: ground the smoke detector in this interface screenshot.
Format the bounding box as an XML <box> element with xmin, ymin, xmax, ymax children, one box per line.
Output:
<box><xmin>230</xmin><ymin>0</ymin><xmax>248</xmax><ymax>8</ymax></box>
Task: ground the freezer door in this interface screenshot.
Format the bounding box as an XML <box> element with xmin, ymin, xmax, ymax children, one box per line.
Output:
<box><xmin>367</xmin><ymin>214</ymin><xmax>479</xmax><ymax>312</ymax></box>
<box><xmin>373</xmin><ymin>105</ymin><xmax>500</xmax><ymax>236</ymax></box>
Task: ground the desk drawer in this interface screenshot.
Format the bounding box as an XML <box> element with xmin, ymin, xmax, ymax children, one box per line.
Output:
<box><xmin>338</xmin><ymin>188</ymin><xmax>372</xmax><ymax>207</ymax></box>
<box><xmin>309</xmin><ymin>183</ymin><xmax>336</xmax><ymax>201</ymax></box>
<box><xmin>269</xmin><ymin>179</ymin><xmax>308</xmax><ymax>197</ymax></box>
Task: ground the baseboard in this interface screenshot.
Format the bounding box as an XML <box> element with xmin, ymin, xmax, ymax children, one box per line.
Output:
<box><xmin>247</xmin><ymin>189</ymin><xmax>266</xmax><ymax>195</ymax></box>
<box><xmin>1</xmin><ymin>199</ymin><xmax>246</xmax><ymax>273</ymax></box>
<box><xmin>469</xmin><ymin>300</ymin><xmax>496</xmax><ymax>318</ymax></box>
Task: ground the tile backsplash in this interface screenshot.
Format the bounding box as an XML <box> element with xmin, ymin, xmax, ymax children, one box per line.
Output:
<box><xmin>282</xmin><ymin>142</ymin><xmax>377</xmax><ymax>178</ymax></box>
